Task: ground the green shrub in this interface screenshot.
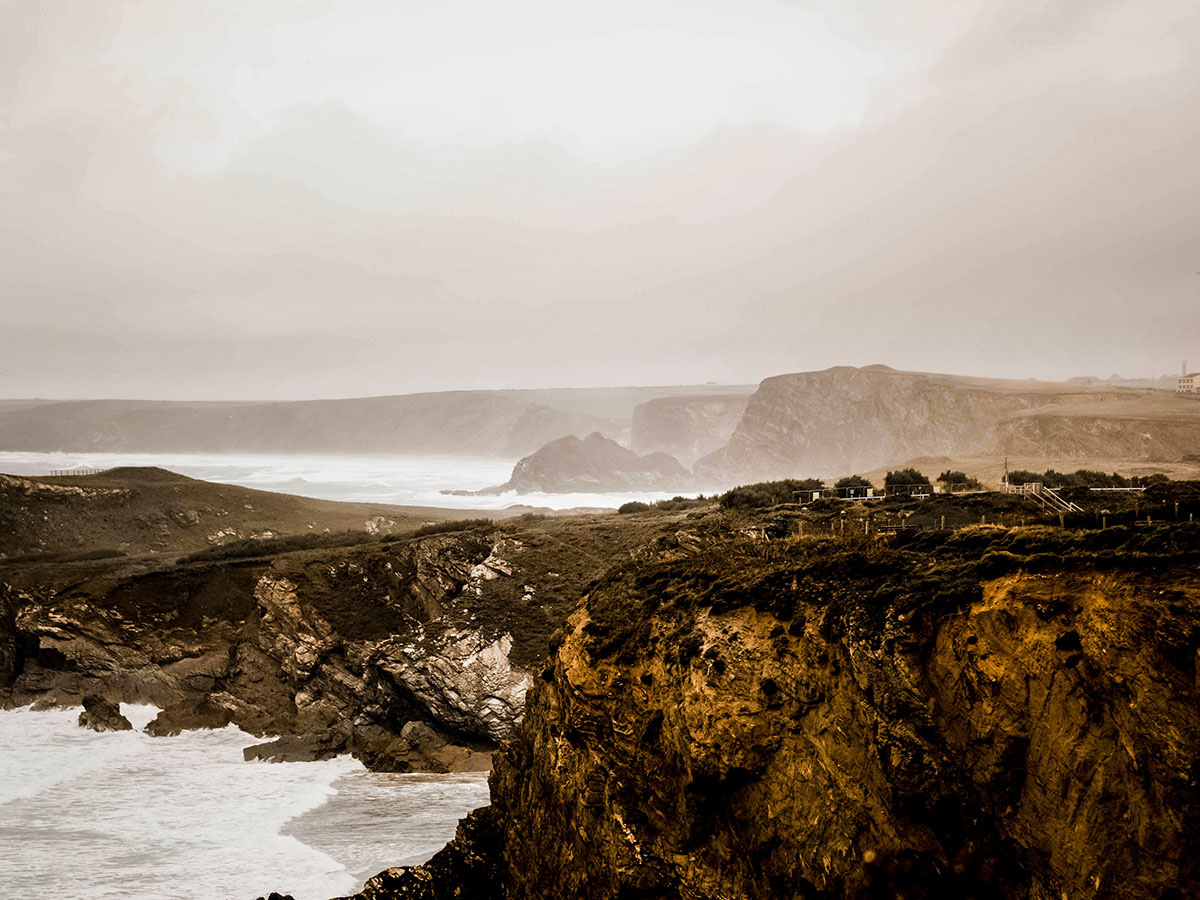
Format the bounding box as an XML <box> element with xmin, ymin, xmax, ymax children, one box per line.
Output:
<box><xmin>937</xmin><ymin>470</ymin><xmax>982</xmax><ymax>490</ymax></box>
<box><xmin>619</xmin><ymin>501</ymin><xmax>652</xmax><ymax>514</ymax></box>
<box><xmin>1006</xmin><ymin>469</ymin><xmax>1169</xmax><ymax>489</ymax></box>
<box><xmin>720</xmin><ymin>479</ymin><xmax>825</xmax><ymax>509</ymax></box>
<box><xmin>653</xmin><ymin>495</ymin><xmax>709</xmax><ymax>511</ymax></box>
<box><xmin>884</xmin><ymin>468</ymin><xmax>931</xmax><ymax>488</ymax></box>
<box><xmin>834</xmin><ymin>474</ymin><xmax>873</xmax><ymax>489</ymax></box>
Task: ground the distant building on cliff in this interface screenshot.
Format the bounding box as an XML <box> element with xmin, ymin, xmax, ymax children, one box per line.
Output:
<box><xmin>1178</xmin><ymin>372</ymin><xmax>1200</xmax><ymax>393</ymax></box>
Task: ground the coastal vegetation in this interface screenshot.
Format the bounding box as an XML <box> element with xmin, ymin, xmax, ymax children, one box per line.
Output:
<box><xmin>719</xmin><ymin>479</ymin><xmax>824</xmax><ymax>509</ymax></box>
<box><xmin>1006</xmin><ymin>468</ymin><xmax>1169</xmax><ymax>488</ymax></box>
<box><xmin>619</xmin><ymin>496</ymin><xmax>710</xmax><ymax>514</ymax></box>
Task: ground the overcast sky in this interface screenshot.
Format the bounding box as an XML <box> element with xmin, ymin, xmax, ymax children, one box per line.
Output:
<box><xmin>2</xmin><ymin>0</ymin><xmax>1198</xmax><ymax>400</ymax></box>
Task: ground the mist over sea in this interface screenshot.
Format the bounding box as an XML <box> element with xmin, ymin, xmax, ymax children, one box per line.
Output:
<box><xmin>0</xmin><ymin>451</ymin><xmax>691</xmax><ymax>510</ymax></box>
<box><xmin>0</xmin><ymin>706</ymin><xmax>489</xmax><ymax>900</ymax></box>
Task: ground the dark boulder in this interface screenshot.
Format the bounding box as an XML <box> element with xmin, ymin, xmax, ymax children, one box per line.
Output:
<box><xmin>144</xmin><ymin>697</ymin><xmax>233</xmax><ymax>736</ymax></box>
<box><xmin>243</xmin><ymin>730</ymin><xmax>348</xmax><ymax>763</ymax></box>
<box><xmin>77</xmin><ymin>694</ymin><xmax>132</xmax><ymax>732</ymax></box>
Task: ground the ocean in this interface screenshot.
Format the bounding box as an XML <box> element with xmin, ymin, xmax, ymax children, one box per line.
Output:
<box><xmin>0</xmin><ymin>450</ymin><xmax>692</xmax><ymax>511</ymax></box>
<box><xmin>0</xmin><ymin>705</ymin><xmax>490</xmax><ymax>900</ymax></box>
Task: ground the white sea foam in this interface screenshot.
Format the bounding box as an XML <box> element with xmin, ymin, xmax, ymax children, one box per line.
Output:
<box><xmin>0</xmin><ymin>450</ymin><xmax>692</xmax><ymax>510</ymax></box>
<box><xmin>0</xmin><ymin>706</ymin><xmax>490</xmax><ymax>900</ymax></box>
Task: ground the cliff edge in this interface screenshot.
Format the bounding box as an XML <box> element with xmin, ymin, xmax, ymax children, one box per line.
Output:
<box><xmin>346</xmin><ymin>522</ymin><xmax>1200</xmax><ymax>899</ymax></box>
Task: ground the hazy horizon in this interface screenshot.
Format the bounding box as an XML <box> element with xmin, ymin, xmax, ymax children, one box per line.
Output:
<box><xmin>4</xmin><ymin>1</ymin><xmax>1199</xmax><ymax>400</ymax></box>
<box><xmin>0</xmin><ymin>365</ymin><xmax>1186</xmax><ymax>405</ymax></box>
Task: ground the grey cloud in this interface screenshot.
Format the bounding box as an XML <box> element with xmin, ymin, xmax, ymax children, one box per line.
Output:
<box><xmin>1</xmin><ymin>1</ymin><xmax>1198</xmax><ymax>399</ymax></box>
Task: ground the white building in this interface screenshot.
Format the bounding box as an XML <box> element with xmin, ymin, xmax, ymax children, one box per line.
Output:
<box><xmin>1178</xmin><ymin>373</ymin><xmax>1200</xmax><ymax>393</ymax></box>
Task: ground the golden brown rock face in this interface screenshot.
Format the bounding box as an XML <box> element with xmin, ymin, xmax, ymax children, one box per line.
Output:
<box><xmin>377</xmin><ymin>526</ymin><xmax>1200</xmax><ymax>900</ymax></box>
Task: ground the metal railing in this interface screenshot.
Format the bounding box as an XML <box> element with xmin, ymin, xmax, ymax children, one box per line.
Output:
<box><xmin>1004</xmin><ymin>482</ymin><xmax>1082</xmax><ymax>513</ymax></box>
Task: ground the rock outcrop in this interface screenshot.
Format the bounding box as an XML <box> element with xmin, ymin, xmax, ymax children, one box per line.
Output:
<box><xmin>468</xmin><ymin>433</ymin><xmax>693</xmax><ymax>495</ymax></box>
<box><xmin>348</xmin><ymin>523</ymin><xmax>1200</xmax><ymax>900</ymax></box>
<box><xmin>77</xmin><ymin>694</ymin><xmax>133</xmax><ymax>731</ymax></box>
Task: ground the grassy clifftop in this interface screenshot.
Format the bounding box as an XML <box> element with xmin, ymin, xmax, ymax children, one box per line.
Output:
<box><xmin>0</xmin><ymin>467</ymin><xmax>477</xmax><ymax>561</ymax></box>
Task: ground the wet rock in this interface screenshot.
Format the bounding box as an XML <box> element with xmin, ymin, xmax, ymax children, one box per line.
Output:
<box><xmin>377</xmin><ymin>721</ymin><xmax>492</xmax><ymax>774</ymax></box>
<box><xmin>144</xmin><ymin>697</ymin><xmax>232</xmax><ymax>736</ymax></box>
<box><xmin>242</xmin><ymin>730</ymin><xmax>348</xmax><ymax>763</ymax></box>
<box><xmin>77</xmin><ymin>694</ymin><xmax>132</xmax><ymax>732</ymax></box>
<box><xmin>338</xmin><ymin>807</ymin><xmax>502</xmax><ymax>900</ymax></box>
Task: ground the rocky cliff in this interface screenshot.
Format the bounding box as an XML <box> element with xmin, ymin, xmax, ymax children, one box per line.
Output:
<box><xmin>0</xmin><ymin>512</ymin><xmax>678</xmax><ymax>771</ymax></box>
<box><xmin>695</xmin><ymin>366</ymin><xmax>1200</xmax><ymax>484</ymax></box>
<box><xmin>347</xmin><ymin>522</ymin><xmax>1200</xmax><ymax>899</ymax></box>
<box><xmin>631</xmin><ymin>394</ymin><xmax>750</xmax><ymax>467</ymax></box>
<box><xmin>467</xmin><ymin>433</ymin><xmax>693</xmax><ymax>495</ymax></box>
